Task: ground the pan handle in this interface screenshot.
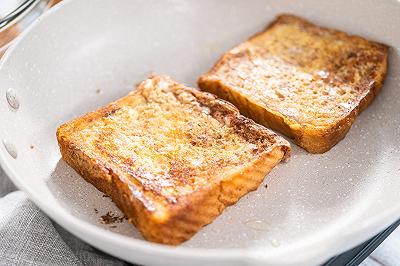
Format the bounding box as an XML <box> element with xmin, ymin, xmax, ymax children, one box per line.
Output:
<box><xmin>0</xmin><ymin>0</ymin><xmax>42</xmax><ymax>31</ymax></box>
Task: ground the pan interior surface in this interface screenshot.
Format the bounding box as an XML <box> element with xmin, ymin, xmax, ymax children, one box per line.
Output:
<box><xmin>0</xmin><ymin>0</ymin><xmax>399</xmax><ymax>265</ymax></box>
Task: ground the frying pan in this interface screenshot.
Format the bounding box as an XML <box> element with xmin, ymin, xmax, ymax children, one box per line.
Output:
<box><xmin>1</xmin><ymin>0</ymin><xmax>400</xmax><ymax>265</ymax></box>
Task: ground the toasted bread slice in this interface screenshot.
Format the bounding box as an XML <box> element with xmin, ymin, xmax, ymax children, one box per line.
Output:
<box><xmin>198</xmin><ymin>14</ymin><xmax>389</xmax><ymax>153</ymax></box>
<box><xmin>56</xmin><ymin>75</ymin><xmax>290</xmax><ymax>245</ymax></box>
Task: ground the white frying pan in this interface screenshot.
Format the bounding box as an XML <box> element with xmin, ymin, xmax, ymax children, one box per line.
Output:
<box><xmin>1</xmin><ymin>0</ymin><xmax>400</xmax><ymax>265</ymax></box>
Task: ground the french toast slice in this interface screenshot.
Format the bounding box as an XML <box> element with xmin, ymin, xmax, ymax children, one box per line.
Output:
<box><xmin>56</xmin><ymin>75</ymin><xmax>290</xmax><ymax>245</ymax></box>
<box><xmin>198</xmin><ymin>14</ymin><xmax>389</xmax><ymax>153</ymax></box>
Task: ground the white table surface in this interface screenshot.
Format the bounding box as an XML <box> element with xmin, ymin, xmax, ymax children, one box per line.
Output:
<box><xmin>362</xmin><ymin>228</ymin><xmax>400</xmax><ymax>266</ymax></box>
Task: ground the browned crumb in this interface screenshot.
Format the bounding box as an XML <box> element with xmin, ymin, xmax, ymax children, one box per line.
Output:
<box><xmin>100</xmin><ymin>212</ymin><xmax>117</xmax><ymax>224</ymax></box>
<box><xmin>95</xmin><ymin>89</ymin><xmax>102</xmax><ymax>95</ymax></box>
<box><xmin>99</xmin><ymin>211</ymin><xmax>126</xmax><ymax>224</ymax></box>
<box><xmin>102</xmin><ymin>194</ymin><xmax>110</xmax><ymax>198</ymax></box>
<box><xmin>109</xmin><ymin>225</ymin><xmax>117</xmax><ymax>228</ymax></box>
<box><xmin>29</xmin><ymin>145</ymin><xmax>34</xmax><ymax>149</ymax></box>
<box><xmin>94</xmin><ymin>208</ymin><xmax>98</xmax><ymax>214</ymax></box>
<box><xmin>265</xmin><ymin>184</ymin><xmax>268</xmax><ymax>189</ymax></box>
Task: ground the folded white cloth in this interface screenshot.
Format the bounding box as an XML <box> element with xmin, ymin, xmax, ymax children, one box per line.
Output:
<box><xmin>0</xmin><ymin>167</ymin><xmax>131</xmax><ymax>266</ymax></box>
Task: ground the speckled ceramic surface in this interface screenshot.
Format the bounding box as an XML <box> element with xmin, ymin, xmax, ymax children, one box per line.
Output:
<box><xmin>0</xmin><ymin>0</ymin><xmax>399</xmax><ymax>265</ymax></box>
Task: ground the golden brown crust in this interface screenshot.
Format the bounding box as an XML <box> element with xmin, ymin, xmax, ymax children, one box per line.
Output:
<box><xmin>198</xmin><ymin>14</ymin><xmax>389</xmax><ymax>153</ymax></box>
<box><xmin>57</xmin><ymin>75</ymin><xmax>290</xmax><ymax>245</ymax></box>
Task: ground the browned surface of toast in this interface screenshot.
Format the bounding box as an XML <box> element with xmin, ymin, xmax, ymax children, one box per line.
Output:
<box><xmin>56</xmin><ymin>75</ymin><xmax>290</xmax><ymax>245</ymax></box>
<box><xmin>198</xmin><ymin>14</ymin><xmax>389</xmax><ymax>153</ymax></box>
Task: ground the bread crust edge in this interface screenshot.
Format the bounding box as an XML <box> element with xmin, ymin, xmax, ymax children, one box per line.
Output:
<box><xmin>56</xmin><ymin>75</ymin><xmax>291</xmax><ymax>244</ymax></box>
<box><xmin>198</xmin><ymin>14</ymin><xmax>389</xmax><ymax>153</ymax></box>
